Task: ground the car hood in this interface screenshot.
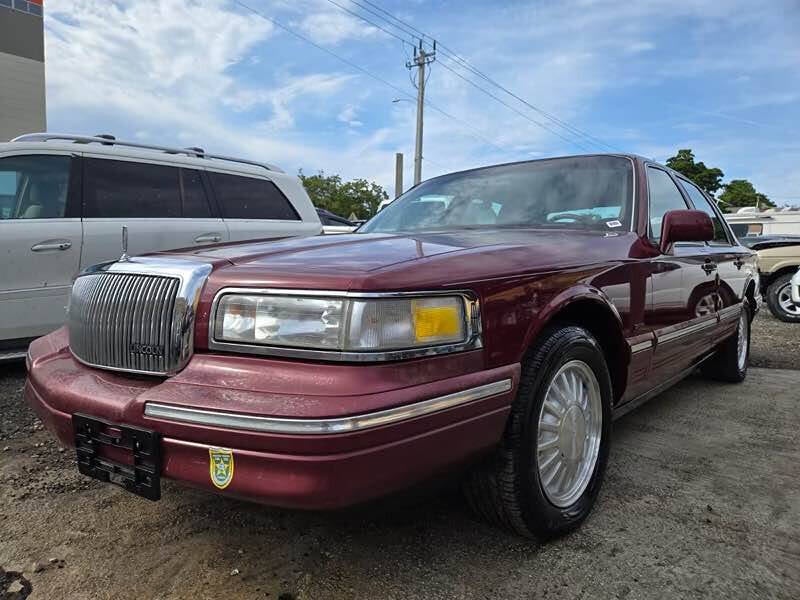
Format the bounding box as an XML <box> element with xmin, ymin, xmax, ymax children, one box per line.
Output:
<box><xmin>166</xmin><ymin>228</ymin><xmax>639</xmax><ymax>291</ymax></box>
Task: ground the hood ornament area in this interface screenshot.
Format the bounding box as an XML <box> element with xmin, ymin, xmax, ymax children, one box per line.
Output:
<box><xmin>120</xmin><ymin>225</ymin><xmax>130</xmax><ymax>262</ymax></box>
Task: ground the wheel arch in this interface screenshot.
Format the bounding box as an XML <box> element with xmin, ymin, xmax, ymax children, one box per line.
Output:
<box><xmin>761</xmin><ymin>264</ymin><xmax>800</xmax><ymax>288</ymax></box>
<box><xmin>521</xmin><ymin>288</ymin><xmax>628</xmax><ymax>404</ymax></box>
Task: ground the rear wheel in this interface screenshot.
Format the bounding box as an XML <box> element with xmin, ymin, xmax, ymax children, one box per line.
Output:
<box><xmin>701</xmin><ymin>301</ymin><xmax>750</xmax><ymax>382</ymax></box>
<box><xmin>766</xmin><ymin>274</ymin><xmax>800</xmax><ymax>323</ymax></box>
<box><xmin>463</xmin><ymin>325</ymin><xmax>612</xmax><ymax>540</ymax></box>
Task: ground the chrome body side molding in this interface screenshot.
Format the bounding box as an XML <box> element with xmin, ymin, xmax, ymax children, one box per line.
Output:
<box><xmin>144</xmin><ymin>378</ymin><xmax>513</xmax><ymax>435</ymax></box>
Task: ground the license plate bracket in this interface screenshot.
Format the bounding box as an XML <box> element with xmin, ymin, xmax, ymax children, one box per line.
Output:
<box><xmin>72</xmin><ymin>413</ymin><xmax>161</xmax><ymax>501</ymax></box>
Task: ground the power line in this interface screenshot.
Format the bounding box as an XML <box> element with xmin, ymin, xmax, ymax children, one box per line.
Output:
<box><xmin>231</xmin><ymin>0</ymin><xmax>507</xmax><ymax>153</ymax></box>
<box><xmin>322</xmin><ymin>0</ymin><xmax>413</xmax><ymax>45</ymax></box>
<box><xmin>435</xmin><ymin>58</ymin><xmax>595</xmax><ymax>153</ymax></box>
<box><xmin>358</xmin><ymin>0</ymin><xmax>428</xmax><ymax>40</ymax></box>
<box><xmin>355</xmin><ymin>0</ymin><xmax>619</xmax><ymax>152</ymax></box>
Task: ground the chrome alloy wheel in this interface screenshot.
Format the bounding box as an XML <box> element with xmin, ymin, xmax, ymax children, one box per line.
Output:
<box><xmin>737</xmin><ymin>310</ymin><xmax>749</xmax><ymax>371</ymax></box>
<box><xmin>778</xmin><ymin>283</ymin><xmax>800</xmax><ymax>316</ymax></box>
<box><xmin>536</xmin><ymin>360</ymin><xmax>603</xmax><ymax>508</ymax></box>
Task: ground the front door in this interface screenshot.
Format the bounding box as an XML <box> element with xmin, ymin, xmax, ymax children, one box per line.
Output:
<box><xmin>676</xmin><ymin>176</ymin><xmax>749</xmax><ymax>334</ymax></box>
<box><xmin>0</xmin><ymin>153</ymin><xmax>82</xmax><ymax>342</ymax></box>
<box><xmin>644</xmin><ymin>166</ymin><xmax>718</xmax><ymax>382</ymax></box>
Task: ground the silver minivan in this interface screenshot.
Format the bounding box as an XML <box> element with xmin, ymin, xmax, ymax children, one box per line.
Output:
<box><xmin>0</xmin><ymin>133</ymin><xmax>321</xmax><ymax>359</ymax></box>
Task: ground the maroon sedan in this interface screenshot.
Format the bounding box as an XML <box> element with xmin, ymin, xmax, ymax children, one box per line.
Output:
<box><xmin>26</xmin><ymin>155</ymin><xmax>758</xmax><ymax>539</ymax></box>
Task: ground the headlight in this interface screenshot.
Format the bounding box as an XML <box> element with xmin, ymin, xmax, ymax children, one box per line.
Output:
<box><xmin>212</xmin><ymin>292</ymin><xmax>477</xmax><ymax>358</ymax></box>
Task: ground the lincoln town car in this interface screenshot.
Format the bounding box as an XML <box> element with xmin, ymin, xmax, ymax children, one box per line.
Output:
<box><xmin>25</xmin><ymin>155</ymin><xmax>759</xmax><ymax>539</ymax></box>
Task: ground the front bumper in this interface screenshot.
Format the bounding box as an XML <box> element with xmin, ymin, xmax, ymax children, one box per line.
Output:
<box><xmin>25</xmin><ymin>329</ymin><xmax>518</xmax><ymax>509</ymax></box>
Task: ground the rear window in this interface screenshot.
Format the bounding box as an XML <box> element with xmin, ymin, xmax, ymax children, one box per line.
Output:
<box><xmin>208</xmin><ymin>172</ymin><xmax>299</xmax><ymax>220</ymax></box>
<box><xmin>730</xmin><ymin>223</ymin><xmax>763</xmax><ymax>237</ymax></box>
<box><xmin>84</xmin><ymin>159</ymin><xmax>181</xmax><ymax>218</ymax></box>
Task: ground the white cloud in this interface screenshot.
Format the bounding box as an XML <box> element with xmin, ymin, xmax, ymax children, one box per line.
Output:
<box><xmin>43</xmin><ymin>0</ymin><xmax>363</xmax><ymax>170</ymax></box>
<box><xmin>296</xmin><ymin>10</ymin><xmax>383</xmax><ymax>45</ymax></box>
<box><xmin>337</xmin><ymin>104</ymin><xmax>363</xmax><ymax>127</ymax></box>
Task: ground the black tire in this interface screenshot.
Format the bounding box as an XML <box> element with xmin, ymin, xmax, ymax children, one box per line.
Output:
<box><xmin>463</xmin><ymin>325</ymin><xmax>612</xmax><ymax>540</ymax></box>
<box><xmin>765</xmin><ymin>274</ymin><xmax>800</xmax><ymax>323</ymax></box>
<box><xmin>701</xmin><ymin>301</ymin><xmax>750</xmax><ymax>383</ymax></box>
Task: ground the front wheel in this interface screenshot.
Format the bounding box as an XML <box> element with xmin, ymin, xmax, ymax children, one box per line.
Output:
<box><xmin>766</xmin><ymin>274</ymin><xmax>800</xmax><ymax>323</ymax></box>
<box><xmin>463</xmin><ymin>325</ymin><xmax>612</xmax><ymax>540</ymax></box>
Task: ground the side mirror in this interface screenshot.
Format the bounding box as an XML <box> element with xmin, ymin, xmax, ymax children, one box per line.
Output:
<box><xmin>659</xmin><ymin>209</ymin><xmax>714</xmax><ymax>253</ymax></box>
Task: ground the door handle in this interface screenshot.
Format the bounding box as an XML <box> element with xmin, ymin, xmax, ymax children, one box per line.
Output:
<box><xmin>31</xmin><ymin>240</ymin><xmax>72</xmax><ymax>252</ymax></box>
<box><xmin>701</xmin><ymin>261</ymin><xmax>717</xmax><ymax>274</ymax></box>
<box><xmin>194</xmin><ymin>233</ymin><xmax>222</xmax><ymax>243</ymax></box>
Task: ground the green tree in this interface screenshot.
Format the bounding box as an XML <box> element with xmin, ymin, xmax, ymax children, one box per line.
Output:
<box><xmin>665</xmin><ymin>149</ymin><xmax>725</xmax><ymax>196</ymax></box>
<box><xmin>718</xmin><ymin>179</ymin><xmax>775</xmax><ymax>211</ymax></box>
<box><xmin>298</xmin><ymin>170</ymin><xmax>388</xmax><ymax>220</ymax></box>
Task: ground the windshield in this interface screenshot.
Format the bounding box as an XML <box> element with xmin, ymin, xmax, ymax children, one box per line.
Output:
<box><xmin>360</xmin><ymin>156</ymin><xmax>633</xmax><ymax>234</ymax></box>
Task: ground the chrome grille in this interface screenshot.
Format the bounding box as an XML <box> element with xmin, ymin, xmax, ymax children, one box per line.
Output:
<box><xmin>69</xmin><ymin>273</ymin><xmax>180</xmax><ymax>375</ymax></box>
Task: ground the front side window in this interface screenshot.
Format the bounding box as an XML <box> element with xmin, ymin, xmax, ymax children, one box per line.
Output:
<box><xmin>0</xmin><ymin>155</ymin><xmax>71</xmax><ymax>220</ymax></box>
<box><xmin>85</xmin><ymin>158</ymin><xmax>181</xmax><ymax>218</ymax></box>
<box><xmin>209</xmin><ymin>173</ymin><xmax>300</xmax><ymax>220</ymax></box>
<box><xmin>678</xmin><ymin>178</ymin><xmax>730</xmax><ymax>245</ymax></box>
<box><xmin>360</xmin><ymin>156</ymin><xmax>634</xmax><ymax>234</ymax></box>
<box><xmin>646</xmin><ymin>167</ymin><xmax>689</xmax><ymax>243</ymax></box>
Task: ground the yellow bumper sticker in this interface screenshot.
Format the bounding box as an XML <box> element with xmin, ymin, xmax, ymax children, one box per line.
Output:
<box><xmin>209</xmin><ymin>447</ymin><xmax>234</xmax><ymax>489</ymax></box>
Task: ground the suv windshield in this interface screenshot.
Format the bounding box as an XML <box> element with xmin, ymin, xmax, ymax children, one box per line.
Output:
<box><xmin>360</xmin><ymin>155</ymin><xmax>633</xmax><ymax>234</ymax></box>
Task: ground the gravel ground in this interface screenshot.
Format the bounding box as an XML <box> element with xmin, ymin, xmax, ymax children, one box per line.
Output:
<box><xmin>1</xmin><ymin>314</ymin><xmax>798</xmax><ymax>599</ymax></box>
<box><xmin>749</xmin><ymin>311</ymin><xmax>800</xmax><ymax>370</ymax></box>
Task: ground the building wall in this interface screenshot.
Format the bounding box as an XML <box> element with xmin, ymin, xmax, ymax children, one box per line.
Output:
<box><xmin>0</xmin><ymin>0</ymin><xmax>46</xmax><ymax>142</ymax></box>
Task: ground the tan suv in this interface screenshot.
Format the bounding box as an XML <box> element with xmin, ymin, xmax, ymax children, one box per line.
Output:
<box><xmin>741</xmin><ymin>237</ymin><xmax>800</xmax><ymax>322</ymax></box>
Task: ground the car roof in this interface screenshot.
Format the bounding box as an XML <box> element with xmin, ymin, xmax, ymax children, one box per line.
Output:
<box><xmin>0</xmin><ymin>133</ymin><xmax>285</xmax><ymax>180</ymax></box>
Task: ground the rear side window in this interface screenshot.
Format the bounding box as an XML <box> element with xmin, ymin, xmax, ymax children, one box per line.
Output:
<box><xmin>85</xmin><ymin>159</ymin><xmax>181</xmax><ymax>218</ymax></box>
<box><xmin>647</xmin><ymin>167</ymin><xmax>689</xmax><ymax>242</ymax></box>
<box><xmin>0</xmin><ymin>154</ymin><xmax>71</xmax><ymax>220</ymax></box>
<box><xmin>678</xmin><ymin>179</ymin><xmax>730</xmax><ymax>245</ymax></box>
<box><xmin>209</xmin><ymin>172</ymin><xmax>299</xmax><ymax>220</ymax></box>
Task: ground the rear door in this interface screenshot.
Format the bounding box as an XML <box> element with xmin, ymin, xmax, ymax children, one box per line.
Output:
<box><xmin>0</xmin><ymin>152</ymin><xmax>82</xmax><ymax>342</ymax></box>
<box><xmin>80</xmin><ymin>157</ymin><xmax>228</xmax><ymax>269</ymax></box>
<box><xmin>644</xmin><ymin>165</ymin><xmax>718</xmax><ymax>381</ymax></box>
<box><xmin>206</xmin><ymin>171</ymin><xmax>312</xmax><ymax>242</ymax></box>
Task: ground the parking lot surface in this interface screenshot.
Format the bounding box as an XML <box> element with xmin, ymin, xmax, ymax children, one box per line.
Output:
<box><xmin>1</xmin><ymin>313</ymin><xmax>798</xmax><ymax>599</ymax></box>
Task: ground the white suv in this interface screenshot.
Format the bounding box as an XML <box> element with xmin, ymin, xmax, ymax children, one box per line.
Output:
<box><xmin>0</xmin><ymin>133</ymin><xmax>321</xmax><ymax>359</ymax></box>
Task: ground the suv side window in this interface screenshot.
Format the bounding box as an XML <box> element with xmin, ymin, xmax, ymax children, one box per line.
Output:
<box><xmin>180</xmin><ymin>169</ymin><xmax>213</xmax><ymax>218</ymax></box>
<box><xmin>85</xmin><ymin>158</ymin><xmax>181</xmax><ymax>218</ymax></box>
<box><xmin>646</xmin><ymin>166</ymin><xmax>690</xmax><ymax>243</ymax></box>
<box><xmin>0</xmin><ymin>155</ymin><xmax>71</xmax><ymax>220</ymax></box>
<box><xmin>209</xmin><ymin>172</ymin><xmax>300</xmax><ymax>220</ymax></box>
<box><xmin>678</xmin><ymin>179</ymin><xmax>731</xmax><ymax>245</ymax></box>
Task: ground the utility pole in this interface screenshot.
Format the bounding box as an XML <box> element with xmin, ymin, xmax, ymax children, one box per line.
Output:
<box><xmin>394</xmin><ymin>152</ymin><xmax>403</xmax><ymax>198</ymax></box>
<box><xmin>406</xmin><ymin>40</ymin><xmax>435</xmax><ymax>186</ymax></box>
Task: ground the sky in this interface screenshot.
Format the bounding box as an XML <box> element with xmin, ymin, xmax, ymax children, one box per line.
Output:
<box><xmin>43</xmin><ymin>0</ymin><xmax>800</xmax><ymax>206</ymax></box>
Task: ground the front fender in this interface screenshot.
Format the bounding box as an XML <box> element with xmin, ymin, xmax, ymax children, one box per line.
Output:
<box><xmin>520</xmin><ymin>284</ymin><xmax>624</xmax><ymax>353</ymax></box>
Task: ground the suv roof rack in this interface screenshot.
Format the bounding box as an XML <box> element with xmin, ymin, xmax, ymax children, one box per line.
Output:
<box><xmin>10</xmin><ymin>132</ymin><xmax>283</xmax><ymax>173</ymax></box>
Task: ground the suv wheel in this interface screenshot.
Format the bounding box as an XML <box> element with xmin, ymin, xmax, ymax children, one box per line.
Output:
<box><xmin>463</xmin><ymin>325</ymin><xmax>612</xmax><ymax>539</ymax></box>
<box><xmin>766</xmin><ymin>274</ymin><xmax>800</xmax><ymax>323</ymax></box>
<box><xmin>702</xmin><ymin>301</ymin><xmax>750</xmax><ymax>382</ymax></box>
